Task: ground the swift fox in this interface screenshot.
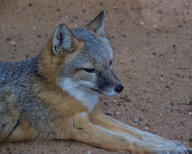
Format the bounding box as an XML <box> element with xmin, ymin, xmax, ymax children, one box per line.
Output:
<box><xmin>0</xmin><ymin>11</ymin><xmax>189</xmax><ymax>154</ymax></box>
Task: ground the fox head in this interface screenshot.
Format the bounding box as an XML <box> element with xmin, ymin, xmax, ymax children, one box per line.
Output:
<box><xmin>40</xmin><ymin>11</ymin><xmax>123</xmax><ymax>102</ymax></box>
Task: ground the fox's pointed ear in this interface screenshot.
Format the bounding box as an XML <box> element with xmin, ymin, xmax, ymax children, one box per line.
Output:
<box><xmin>52</xmin><ymin>24</ymin><xmax>81</xmax><ymax>55</ymax></box>
<box><xmin>87</xmin><ymin>10</ymin><xmax>106</xmax><ymax>36</ymax></box>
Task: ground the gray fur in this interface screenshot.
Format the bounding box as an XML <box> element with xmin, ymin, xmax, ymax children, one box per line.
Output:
<box><xmin>8</xmin><ymin>76</ymin><xmax>57</xmax><ymax>139</ymax></box>
<box><xmin>0</xmin><ymin>56</ymin><xmax>39</xmax><ymax>89</ymax></box>
<box><xmin>73</xmin><ymin>27</ymin><xmax>113</xmax><ymax>66</ymax></box>
<box><xmin>87</xmin><ymin>10</ymin><xmax>106</xmax><ymax>35</ymax></box>
<box><xmin>0</xmin><ymin>56</ymin><xmax>58</xmax><ymax>139</ymax></box>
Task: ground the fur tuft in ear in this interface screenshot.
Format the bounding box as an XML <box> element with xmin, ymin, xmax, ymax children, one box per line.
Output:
<box><xmin>87</xmin><ymin>10</ymin><xmax>106</xmax><ymax>36</ymax></box>
<box><xmin>52</xmin><ymin>24</ymin><xmax>81</xmax><ymax>55</ymax></box>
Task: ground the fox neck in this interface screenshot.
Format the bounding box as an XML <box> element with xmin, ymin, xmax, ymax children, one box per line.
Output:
<box><xmin>58</xmin><ymin>78</ymin><xmax>99</xmax><ymax>112</ymax></box>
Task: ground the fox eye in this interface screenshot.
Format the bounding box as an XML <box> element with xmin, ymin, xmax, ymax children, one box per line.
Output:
<box><xmin>109</xmin><ymin>60</ymin><xmax>112</xmax><ymax>65</ymax></box>
<box><xmin>83</xmin><ymin>68</ymin><xmax>96</xmax><ymax>73</ymax></box>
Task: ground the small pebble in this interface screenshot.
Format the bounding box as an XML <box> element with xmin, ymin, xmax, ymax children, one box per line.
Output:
<box><xmin>6</xmin><ymin>37</ymin><xmax>11</xmax><ymax>41</ymax></box>
<box><xmin>188</xmin><ymin>100</ymin><xmax>192</xmax><ymax>106</ymax></box>
<box><xmin>32</xmin><ymin>26</ymin><xmax>36</xmax><ymax>31</ymax></box>
<box><xmin>105</xmin><ymin>111</ymin><xmax>112</xmax><ymax>116</ymax></box>
<box><xmin>153</xmin><ymin>25</ymin><xmax>157</xmax><ymax>28</ymax></box>
<box><xmin>165</xmin><ymin>85</ymin><xmax>170</xmax><ymax>89</ymax></box>
<box><xmin>139</xmin><ymin>21</ymin><xmax>144</xmax><ymax>25</ymax></box>
<box><xmin>165</xmin><ymin>81</ymin><xmax>174</xmax><ymax>88</ymax></box>
<box><xmin>112</xmin><ymin>99</ymin><xmax>117</xmax><ymax>103</ymax></box>
<box><xmin>88</xmin><ymin>150</ymin><xmax>92</xmax><ymax>154</ymax></box>
<box><xmin>189</xmin><ymin>138</ymin><xmax>192</xmax><ymax>143</ymax></box>
<box><xmin>120</xmin><ymin>60</ymin><xmax>125</xmax><ymax>64</ymax></box>
<box><xmin>25</xmin><ymin>54</ymin><xmax>29</xmax><ymax>59</ymax></box>
<box><xmin>121</xmin><ymin>34</ymin><xmax>127</xmax><ymax>38</ymax></box>
<box><xmin>179</xmin><ymin>101</ymin><xmax>186</xmax><ymax>105</ymax></box>
<box><xmin>56</xmin><ymin>8</ymin><xmax>61</xmax><ymax>12</ymax></box>
<box><xmin>99</xmin><ymin>2</ymin><xmax>104</xmax><ymax>6</ymax></box>
<box><xmin>133</xmin><ymin>117</ymin><xmax>139</xmax><ymax>123</ymax></box>
<box><xmin>10</xmin><ymin>41</ymin><xmax>16</xmax><ymax>45</ymax></box>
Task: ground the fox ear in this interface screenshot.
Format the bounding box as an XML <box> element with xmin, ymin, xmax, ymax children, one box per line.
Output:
<box><xmin>52</xmin><ymin>24</ymin><xmax>81</xmax><ymax>55</ymax></box>
<box><xmin>87</xmin><ymin>10</ymin><xmax>106</xmax><ymax>36</ymax></box>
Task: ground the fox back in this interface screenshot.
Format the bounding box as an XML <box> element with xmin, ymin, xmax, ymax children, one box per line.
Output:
<box><xmin>0</xmin><ymin>57</ymin><xmax>38</xmax><ymax>89</ymax></box>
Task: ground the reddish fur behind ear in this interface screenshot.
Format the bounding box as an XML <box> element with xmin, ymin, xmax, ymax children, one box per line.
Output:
<box><xmin>38</xmin><ymin>35</ymin><xmax>84</xmax><ymax>85</ymax></box>
<box><xmin>38</xmin><ymin>38</ymin><xmax>66</xmax><ymax>84</ymax></box>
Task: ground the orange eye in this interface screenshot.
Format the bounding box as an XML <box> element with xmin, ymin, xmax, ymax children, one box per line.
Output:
<box><xmin>83</xmin><ymin>68</ymin><xmax>95</xmax><ymax>73</ymax></box>
<box><xmin>109</xmin><ymin>60</ymin><xmax>112</xmax><ymax>65</ymax></box>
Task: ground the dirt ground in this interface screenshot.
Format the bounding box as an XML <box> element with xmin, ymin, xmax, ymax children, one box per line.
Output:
<box><xmin>0</xmin><ymin>0</ymin><xmax>192</xmax><ymax>153</ymax></box>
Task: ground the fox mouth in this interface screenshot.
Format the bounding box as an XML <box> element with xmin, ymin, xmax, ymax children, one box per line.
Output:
<box><xmin>87</xmin><ymin>86</ymin><xmax>107</xmax><ymax>95</ymax></box>
<box><xmin>89</xmin><ymin>87</ymin><xmax>118</xmax><ymax>96</ymax></box>
<box><xmin>89</xmin><ymin>87</ymin><xmax>103</xmax><ymax>94</ymax></box>
<box><xmin>78</xmin><ymin>84</ymin><xmax>103</xmax><ymax>94</ymax></box>
<box><xmin>78</xmin><ymin>83</ymin><xmax>119</xmax><ymax>96</ymax></box>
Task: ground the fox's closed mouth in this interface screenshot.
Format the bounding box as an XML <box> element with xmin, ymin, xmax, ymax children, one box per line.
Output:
<box><xmin>89</xmin><ymin>87</ymin><xmax>102</xmax><ymax>94</ymax></box>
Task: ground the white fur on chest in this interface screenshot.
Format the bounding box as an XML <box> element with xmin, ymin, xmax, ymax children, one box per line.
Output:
<box><xmin>58</xmin><ymin>78</ymin><xmax>99</xmax><ymax>111</ymax></box>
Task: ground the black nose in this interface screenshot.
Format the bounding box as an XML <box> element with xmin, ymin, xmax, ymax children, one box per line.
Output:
<box><xmin>115</xmin><ymin>84</ymin><xmax>124</xmax><ymax>93</ymax></box>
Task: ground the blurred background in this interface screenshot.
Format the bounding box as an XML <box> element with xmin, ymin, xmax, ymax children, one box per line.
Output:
<box><xmin>0</xmin><ymin>0</ymin><xmax>192</xmax><ymax>153</ymax></box>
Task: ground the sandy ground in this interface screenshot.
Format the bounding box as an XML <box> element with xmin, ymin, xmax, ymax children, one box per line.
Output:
<box><xmin>0</xmin><ymin>0</ymin><xmax>192</xmax><ymax>153</ymax></box>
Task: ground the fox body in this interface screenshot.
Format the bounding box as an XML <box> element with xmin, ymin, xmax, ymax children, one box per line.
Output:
<box><xmin>0</xmin><ymin>11</ymin><xmax>189</xmax><ymax>153</ymax></box>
